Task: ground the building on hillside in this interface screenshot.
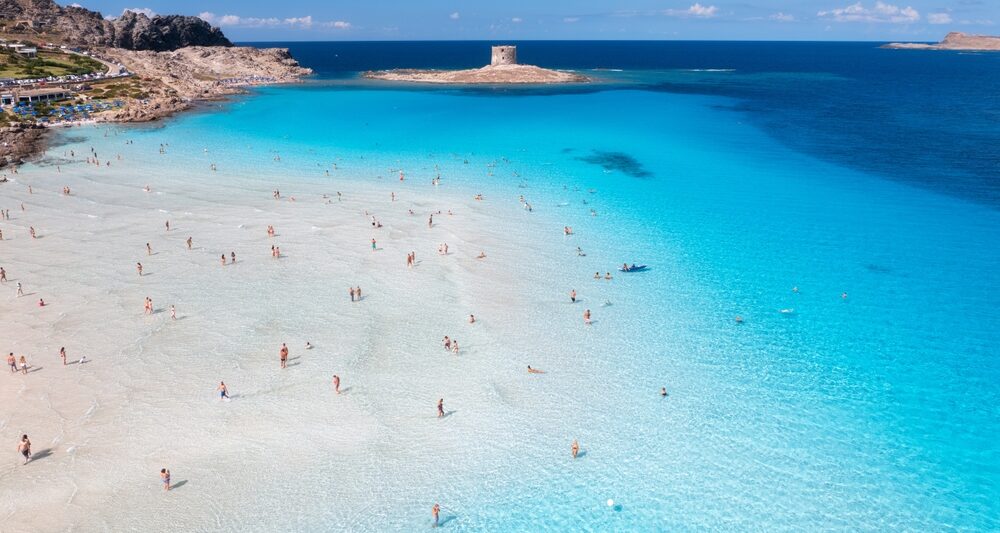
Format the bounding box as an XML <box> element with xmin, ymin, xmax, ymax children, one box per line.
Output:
<box><xmin>16</xmin><ymin>47</ymin><xmax>37</xmax><ymax>58</ymax></box>
<box><xmin>1</xmin><ymin>87</ymin><xmax>71</xmax><ymax>107</ymax></box>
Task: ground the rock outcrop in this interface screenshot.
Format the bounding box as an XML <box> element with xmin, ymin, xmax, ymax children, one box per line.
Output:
<box><xmin>0</xmin><ymin>0</ymin><xmax>231</xmax><ymax>50</ymax></box>
<box><xmin>364</xmin><ymin>64</ymin><xmax>589</xmax><ymax>85</ymax></box>
<box><xmin>101</xmin><ymin>46</ymin><xmax>311</xmax><ymax>121</ymax></box>
<box><xmin>884</xmin><ymin>32</ymin><xmax>1000</xmax><ymax>51</ymax></box>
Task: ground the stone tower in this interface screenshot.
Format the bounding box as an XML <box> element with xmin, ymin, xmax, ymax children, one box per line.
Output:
<box><xmin>490</xmin><ymin>45</ymin><xmax>517</xmax><ymax>66</ymax></box>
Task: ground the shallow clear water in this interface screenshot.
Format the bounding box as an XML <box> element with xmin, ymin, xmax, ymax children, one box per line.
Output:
<box><xmin>12</xmin><ymin>42</ymin><xmax>1000</xmax><ymax>530</ymax></box>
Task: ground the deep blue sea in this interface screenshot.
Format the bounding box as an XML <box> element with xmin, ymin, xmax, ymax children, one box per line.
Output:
<box><xmin>66</xmin><ymin>41</ymin><xmax>1000</xmax><ymax>529</ymax></box>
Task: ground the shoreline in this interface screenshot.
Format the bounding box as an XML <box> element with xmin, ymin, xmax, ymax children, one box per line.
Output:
<box><xmin>1</xmin><ymin>45</ymin><xmax>312</xmax><ymax>170</ymax></box>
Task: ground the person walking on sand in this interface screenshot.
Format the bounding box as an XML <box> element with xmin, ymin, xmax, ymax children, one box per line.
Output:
<box><xmin>186</xmin><ymin>237</ymin><xmax>192</xmax><ymax>250</ymax></box>
<box><xmin>584</xmin><ymin>309</ymin><xmax>592</xmax><ymax>325</ymax></box>
<box><xmin>437</xmin><ymin>398</ymin><xmax>445</xmax><ymax>418</ymax></box>
<box><xmin>146</xmin><ymin>242</ymin><xmax>152</xmax><ymax>255</ymax></box>
<box><xmin>7</xmin><ymin>353</ymin><xmax>16</xmax><ymax>373</ymax></box>
<box><xmin>280</xmin><ymin>343</ymin><xmax>289</xmax><ymax>369</ymax></box>
<box><xmin>332</xmin><ymin>374</ymin><xmax>341</xmax><ymax>394</ymax></box>
<box><xmin>371</xmin><ymin>238</ymin><xmax>377</xmax><ymax>252</ymax></box>
<box><xmin>17</xmin><ymin>435</ymin><xmax>31</xmax><ymax>464</ymax></box>
<box><xmin>432</xmin><ymin>503</ymin><xmax>440</xmax><ymax>527</ymax></box>
<box><xmin>60</xmin><ymin>347</ymin><xmax>66</xmax><ymax>366</ymax></box>
<box><xmin>160</xmin><ymin>468</ymin><xmax>171</xmax><ymax>491</ymax></box>
<box><xmin>570</xmin><ymin>289</ymin><xmax>577</xmax><ymax>303</ymax></box>
<box><xmin>572</xmin><ymin>439</ymin><xmax>579</xmax><ymax>459</ymax></box>
<box><xmin>218</xmin><ymin>381</ymin><xmax>230</xmax><ymax>400</ymax></box>
<box><xmin>1</xmin><ymin>267</ymin><xmax>6</xmax><ymax>283</ymax></box>
<box><xmin>19</xmin><ymin>355</ymin><xmax>28</xmax><ymax>374</ymax></box>
<box><xmin>137</xmin><ymin>262</ymin><xmax>143</xmax><ymax>276</ymax></box>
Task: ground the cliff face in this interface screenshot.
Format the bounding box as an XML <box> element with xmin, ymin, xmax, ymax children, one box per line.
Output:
<box><xmin>0</xmin><ymin>0</ymin><xmax>231</xmax><ymax>50</ymax></box>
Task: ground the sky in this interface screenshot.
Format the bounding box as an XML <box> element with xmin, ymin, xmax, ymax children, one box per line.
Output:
<box><xmin>72</xmin><ymin>1</ymin><xmax>999</xmax><ymax>41</ymax></box>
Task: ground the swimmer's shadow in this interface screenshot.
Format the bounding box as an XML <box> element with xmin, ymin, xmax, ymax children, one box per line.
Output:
<box><xmin>32</xmin><ymin>448</ymin><xmax>53</xmax><ymax>461</ymax></box>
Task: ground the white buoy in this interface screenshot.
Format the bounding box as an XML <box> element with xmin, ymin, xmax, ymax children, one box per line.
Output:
<box><xmin>607</xmin><ymin>499</ymin><xmax>615</xmax><ymax>507</ymax></box>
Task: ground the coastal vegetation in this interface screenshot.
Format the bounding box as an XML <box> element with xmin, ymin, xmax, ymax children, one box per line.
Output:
<box><xmin>0</xmin><ymin>47</ymin><xmax>104</xmax><ymax>79</ymax></box>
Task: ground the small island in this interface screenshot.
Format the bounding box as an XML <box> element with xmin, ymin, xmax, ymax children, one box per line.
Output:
<box><xmin>364</xmin><ymin>45</ymin><xmax>589</xmax><ymax>84</ymax></box>
<box><xmin>884</xmin><ymin>32</ymin><xmax>1000</xmax><ymax>51</ymax></box>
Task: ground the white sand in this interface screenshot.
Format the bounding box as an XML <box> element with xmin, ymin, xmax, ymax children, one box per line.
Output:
<box><xmin>0</xmin><ymin>127</ymin><xmax>631</xmax><ymax>530</ymax></box>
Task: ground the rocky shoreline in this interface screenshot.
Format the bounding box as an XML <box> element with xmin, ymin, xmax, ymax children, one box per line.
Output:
<box><xmin>0</xmin><ymin>45</ymin><xmax>312</xmax><ymax>169</ymax></box>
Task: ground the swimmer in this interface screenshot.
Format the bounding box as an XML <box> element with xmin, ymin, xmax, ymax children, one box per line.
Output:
<box><xmin>660</xmin><ymin>387</ymin><xmax>668</xmax><ymax>397</ymax></box>
<box><xmin>230</xmin><ymin>252</ymin><xmax>236</xmax><ymax>264</ymax></box>
<box><xmin>468</xmin><ymin>314</ymin><xmax>476</xmax><ymax>324</ymax></box>
<box><xmin>571</xmin><ymin>439</ymin><xmax>579</xmax><ymax>459</ymax></box>
<box><xmin>477</xmin><ymin>251</ymin><xmax>487</xmax><ymax>259</ymax></box>
<box><xmin>527</xmin><ymin>366</ymin><xmax>545</xmax><ymax>374</ymax></box>
<box><xmin>218</xmin><ymin>381</ymin><xmax>230</xmax><ymax>400</ymax></box>
<box><xmin>735</xmin><ymin>315</ymin><xmax>744</xmax><ymax>323</ymax></box>
<box><xmin>570</xmin><ymin>289</ymin><xmax>577</xmax><ymax>303</ymax></box>
<box><xmin>583</xmin><ymin>309</ymin><xmax>592</xmax><ymax>325</ymax></box>
<box><xmin>221</xmin><ymin>254</ymin><xmax>227</xmax><ymax>266</ymax></box>
<box><xmin>594</xmin><ymin>272</ymin><xmax>601</xmax><ymax>280</ymax></box>
<box><xmin>432</xmin><ymin>503</ymin><xmax>440</xmax><ymax>527</ymax></box>
<box><xmin>841</xmin><ymin>292</ymin><xmax>848</xmax><ymax>300</ymax></box>
<box><xmin>604</xmin><ymin>272</ymin><xmax>613</xmax><ymax>280</ymax></box>
<box><xmin>305</xmin><ymin>342</ymin><xmax>313</xmax><ymax>350</ymax></box>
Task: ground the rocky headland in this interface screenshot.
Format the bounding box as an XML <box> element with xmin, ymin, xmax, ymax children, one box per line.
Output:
<box><xmin>0</xmin><ymin>1</ymin><xmax>311</xmax><ymax>168</ymax></box>
<box><xmin>884</xmin><ymin>32</ymin><xmax>1000</xmax><ymax>51</ymax></box>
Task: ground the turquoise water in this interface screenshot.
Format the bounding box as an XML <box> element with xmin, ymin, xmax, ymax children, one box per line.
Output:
<box><xmin>44</xmin><ymin>58</ymin><xmax>1000</xmax><ymax>529</ymax></box>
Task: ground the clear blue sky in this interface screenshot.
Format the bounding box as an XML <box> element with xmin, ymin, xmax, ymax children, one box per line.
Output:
<box><xmin>72</xmin><ymin>0</ymin><xmax>998</xmax><ymax>41</ymax></box>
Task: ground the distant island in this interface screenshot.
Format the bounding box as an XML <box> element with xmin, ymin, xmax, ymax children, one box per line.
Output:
<box><xmin>884</xmin><ymin>32</ymin><xmax>1000</xmax><ymax>51</ymax></box>
<box><xmin>364</xmin><ymin>45</ymin><xmax>589</xmax><ymax>84</ymax></box>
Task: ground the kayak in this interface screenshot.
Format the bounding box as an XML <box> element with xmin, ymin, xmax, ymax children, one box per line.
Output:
<box><xmin>619</xmin><ymin>265</ymin><xmax>648</xmax><ymax>272</ymax></box>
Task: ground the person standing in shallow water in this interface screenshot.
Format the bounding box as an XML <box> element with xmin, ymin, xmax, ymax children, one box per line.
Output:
<box><xmin>332</xmin><ymin>374</ymin><xmax>341</xmax><ymax>394</ymax></box>
<box><xmin>437</xmin><ymin>399</ymin><xmax>445</xmax><ymax>418</ymax></box>
<box><xmin>17</xmin><ymin>435</ymin><xmax>31</xmax><ymax>464</ymax></box>
<box><xmin>572</xmin><ymin>439</ymin><xmax>579</xmax><ymax>459</ymax></box>
<box><xmin>432</xmin><ymin>503</ymin><xmax>440</xmax><ymax>527</ymax></box>
<box><xmin>280</xmin><ymin>343</ymin><xmax>289</xmax><ymax>369</ymax></box>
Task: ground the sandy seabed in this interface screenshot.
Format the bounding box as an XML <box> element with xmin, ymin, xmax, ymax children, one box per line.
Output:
<box><xmin>0</xmin><ymin>125</ymin><xmax>632</xmax><ymax>531</ymax></box>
